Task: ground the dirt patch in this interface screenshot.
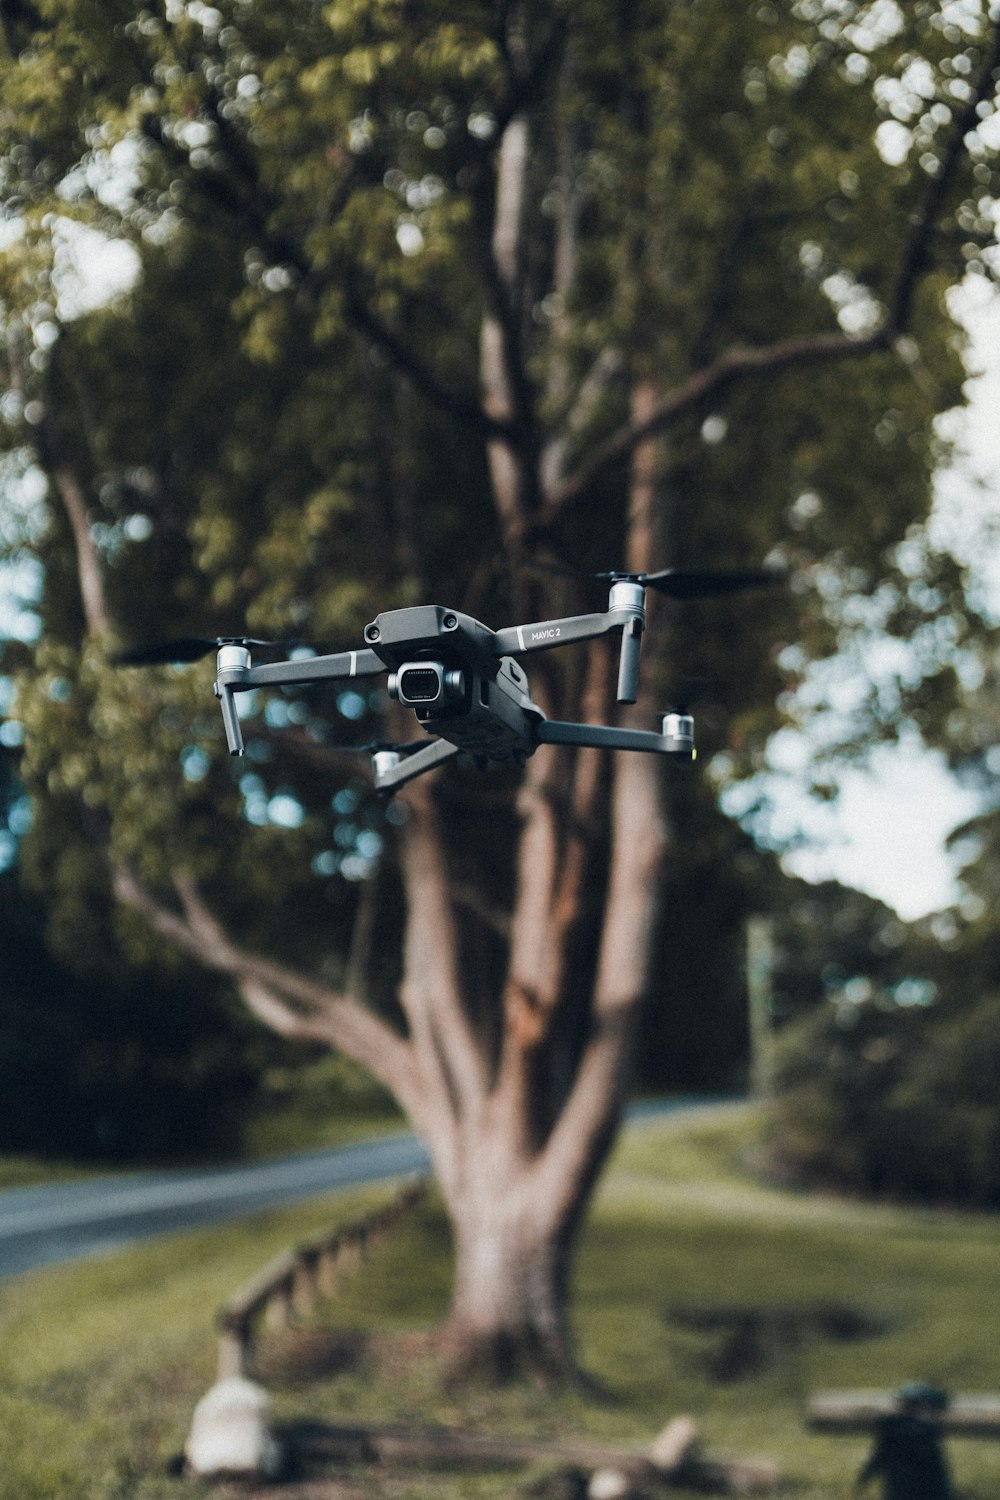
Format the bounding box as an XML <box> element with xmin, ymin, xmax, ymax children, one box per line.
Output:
<box><xmin>254</xmin><ymin>1327</ymin><xmax>370</xmax><ymax>1387</ymax></box>
<box><xmin>664</xmin><ymin>1300</ymin><xmax>895</xmax><ymax>1382</ymax></box>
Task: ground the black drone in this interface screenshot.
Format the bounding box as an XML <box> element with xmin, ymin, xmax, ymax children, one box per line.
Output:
<box><xmin>117</xmin><ymin>568</ymin><xmax>781</xmax><ymax>794</ymax></box>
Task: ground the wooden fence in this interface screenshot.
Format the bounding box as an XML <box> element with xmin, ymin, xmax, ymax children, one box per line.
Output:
<box><xmin>214</xmin><ymin>1174</ymin><xmax>428</xmax><ymax>1381</ymax></box>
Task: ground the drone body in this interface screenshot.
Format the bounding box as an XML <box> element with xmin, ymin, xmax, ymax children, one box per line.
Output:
<box><xmin>214</xmin><ymin>583</ymin><xmax>699</xmax><ymax>791</ymax></box>
<box><xmin>116</xmin><ymin>565</ymin><xmax>782</xmax><ymax>792</ymax></box>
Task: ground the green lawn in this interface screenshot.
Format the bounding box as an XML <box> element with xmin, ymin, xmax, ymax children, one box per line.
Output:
<box><xmin>0</xmin><ymin>1104</ymin><xmax>406</xmax><ymax>1192</ymax></box>
<box><xmin>1</xmin><ymin>1103</ymin><xmax>998</xmax><ymax>1499</ymax></box>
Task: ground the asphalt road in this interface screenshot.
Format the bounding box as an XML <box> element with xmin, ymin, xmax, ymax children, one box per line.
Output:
<box><xmin>0</xmin><ymin>1097</ymin><xmax>721</xmax><ymax>1279</ymax></box>
<box><xmin>0</xmin><ymin>1132</ymin><xmax>430</xmax><ymax>1279</ymax></box>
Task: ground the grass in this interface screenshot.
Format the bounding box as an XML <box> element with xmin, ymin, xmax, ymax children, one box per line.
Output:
<box><xmin>0</xmin><ymin>1104</ymin><xmax>406</xmax><ymax>1191</ymax></box>
<box><xmin>1</xmin><ymin>1103</ymin><xmax>999</xmax><ymax>1498</ymax></box>
<box><xmin>0</xmin><ymin>1156</ymin><xmax>129</xmax><ymax>1191</ymax></box>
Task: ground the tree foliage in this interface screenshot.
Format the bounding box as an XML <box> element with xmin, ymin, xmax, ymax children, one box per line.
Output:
<box><xmin>766</xmin><ymin>987</ymin><xmax>1000</xmax><ymax>1206</ymax></box>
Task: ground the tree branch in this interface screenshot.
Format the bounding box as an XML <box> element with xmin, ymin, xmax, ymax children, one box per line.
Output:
<box><xmin>113</xmin><ymin>864</ymin><xmax>419</xmax><ymax>1103</ymax></box>
<box><xmin>234</xmin><ymin>976</ymin><xmax>344</xmax><ymax>1044</ymax></box>
<box><xmin>541</xmin><ymin>347</ymin><xmax>624</xmax><ymax>495</ymax></box>
<box><xmin>538</xmin><ymin>21</ymin><xmax>1000</xmax><ymax>525</ymax></box>
<box><xmin>344</xmin><ymin>282</ymin><xmax>513</xmax><ymax>441</ymax></box>
<box><xmin>479</xmin><ymin>115</ymin><xmax>542</xmax><ymax>472</ymax></box>
<box><xmin>49</xmin><ymin>458</ymin><xmax>111</xmax><ymax>638</ymax></box>
<box><xmin>534</xmin><ymin>382</ymin><xmax>669</xmax><ymax>1213</ymax></box>
<box><xmin>8</xmin><ymin>333</ymin><xmax>110</xmax><ymax>639</ymax></box>
<box><xmin>537</xmin><ymin>326</ymin><xmax>889</xmax><ymax>522</ymax></box>
<box><xmin>451</xmin><ymin>884</ymin><xmax>511</xmax><ymax>941</ymax></box>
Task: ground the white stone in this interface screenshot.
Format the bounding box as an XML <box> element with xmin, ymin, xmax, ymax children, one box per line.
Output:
<box><xmin>184</xmin><ymin>1376</ymin><xmax>283</xmax><ymax>1479</ymax></box>
<box><xmin>587</xmin><ymin>1468</ymin><xmax>632</xmax><ymax>1500</ymax></box>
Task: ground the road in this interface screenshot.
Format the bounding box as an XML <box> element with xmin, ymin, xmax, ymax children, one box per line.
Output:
<box><xmin>0</xmin><ymin>1097</ymin><xmax>723</xmax><ymax>1279</ymax></box>
<box><xmin>0</xmin><ymin>1133</ymin><xmax>430</xmax><ymax>1279</ymax></box>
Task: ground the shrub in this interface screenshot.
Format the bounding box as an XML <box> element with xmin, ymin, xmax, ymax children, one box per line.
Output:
<box><xmin>765</xmin><ymin>993</ymin><xmax>1000</xmax><ymax>1207</ymax></box>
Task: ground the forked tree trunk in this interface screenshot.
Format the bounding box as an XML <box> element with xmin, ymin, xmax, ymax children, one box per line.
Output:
<box><xmin>406</xmin><ymin>340</ymin><xmax>671</xmax><ymax>1378</ymax></box>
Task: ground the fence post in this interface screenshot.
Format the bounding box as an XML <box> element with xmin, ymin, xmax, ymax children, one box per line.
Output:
<box><xmin>746</xmin><ymin>916</ymin><xmax>775</xmax><ymax>1100</ymax></box>
<box><xmin>216</xmin><ymin>1321</ymin><xmax>250</xmax><ymax>1381</ymax></box>
<box><xmin>293</xmin><ymin>1248</ymin><xmax>318</xmax><ymax>1316</ymax></box>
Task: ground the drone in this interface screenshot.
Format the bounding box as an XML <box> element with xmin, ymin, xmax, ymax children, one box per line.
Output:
<box><xmin>117</xmin><ymin>568</ymin><xmax>782</xmax><ymax>794</ymax></box>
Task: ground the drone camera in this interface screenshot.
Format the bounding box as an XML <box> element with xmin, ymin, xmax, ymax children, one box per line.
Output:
<box><xmin>389</xmin><ymin>662</ymin><xmax>466</xmax><ymax>710</ymax></box>
<box><xmin>662</xmin><ymin>710</ymin><xmax>695</xmax><ymax>759</ymax></box>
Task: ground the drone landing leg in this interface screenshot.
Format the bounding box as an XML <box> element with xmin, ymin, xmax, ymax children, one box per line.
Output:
<box><xmin>217</xmin><ymin>684</ymin><xmax>245</xmax><ymax>756</ymax></box>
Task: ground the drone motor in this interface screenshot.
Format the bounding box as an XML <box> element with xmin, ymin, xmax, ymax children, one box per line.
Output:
<box><xmin>662</xmin><ymin>711</ymin><xmax>696</xmax><ymax>759</ymax></box>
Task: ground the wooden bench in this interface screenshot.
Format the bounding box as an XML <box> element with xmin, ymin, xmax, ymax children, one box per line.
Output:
<box><xmin>807</xmin><ymin>1390</ymin><xmax>1000</xmax><ymax>1437</ymax></box>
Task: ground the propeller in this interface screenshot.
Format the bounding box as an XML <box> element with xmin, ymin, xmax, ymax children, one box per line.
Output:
<box><xmin>525</xmin><ymin>558</ymin><xmax>786</xmax><ymax>599</ymax></box>
<box><xmin>339</xmin><ymin>739</ymin><xmax>430</xmax><ymax>757</ymax></box>
<box><xmin>110</xmin><ymin>635</ymin><xmax>291</xmax><ymax>666</ymax></box>
<box><xmin>600</xmin><ymin>567</ymin><xmax>786</xmax><ymax>598</ymax></box>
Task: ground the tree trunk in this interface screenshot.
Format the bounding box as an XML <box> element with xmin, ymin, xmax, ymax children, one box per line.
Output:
<box><xmin>443</xmin><ymin>1194</ymin><xmax>573</xmax><ymax>1381</ymax></box>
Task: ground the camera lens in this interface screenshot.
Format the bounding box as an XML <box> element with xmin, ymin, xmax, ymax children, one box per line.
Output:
<box><xmin>399</xmin><ymin>666</ymin><xmax>442</xmax><ymax>702</ymax></box>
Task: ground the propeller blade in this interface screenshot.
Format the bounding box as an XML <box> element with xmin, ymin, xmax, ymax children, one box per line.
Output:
<box><xmin>337</xmin><ymin>739</ymin><xmax>429</xmax><ymax>757</ymax></box>
<box><xmin>110</xmin><ymin>635</ymin><xmax>287</xmax><ymax>666</ymax></box>
<box><xmin>604</xmin><ymin>568</ymin><xmax>786</xmax><ymax>599</ymax></box>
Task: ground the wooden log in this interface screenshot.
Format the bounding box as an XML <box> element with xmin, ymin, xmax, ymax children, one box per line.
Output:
<box><xmin>289</xmin><ymin>1417</ymin><xmax>779</xmax><ymax>1493</ymax></box>
<box><xmin>214</xmin><ymin>1176</ymin><xmax>429</xmax><ymax>1343</ymax></box>
<box><xmin>806</xmin><ymin>1391</ymin><xmax>1000</xmax><ymax>1437</ymax></box>
<box><xmin>649</xmin><ymin>1416</ymin><xmax>699</xmax><ymax>1471</ymax></box>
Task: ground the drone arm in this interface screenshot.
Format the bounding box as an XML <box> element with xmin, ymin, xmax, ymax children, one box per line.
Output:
<box><xmin>237</xmin><ymin>648</ymin><xmax>386</xmax><ymax>690</ymax></box>
<box><xmin>371</xmin><ymin>737</ymin><xmax>460</xmax><ymax>793</ymax></box>
<box><xmin>217</xmin><ymin>681</ymin><xmax>246</xmax><ymax>756</ymax></box>
<box><xmin>495</xmin><ymin>582</ymin><xmax>648</xmax><ymax>704</ymax></box>
<box><xmin>616</xmin><ymin>617</ymin><xmax>643</xmax><ymax>704</ymax></box>
<box><xmin>493</xmin><ymin>611</ymin><xmax>618</xmax><ymax>656</ymax></box>
<box><xmin>537</xmin><ymin>717</ymin><xmax>694</xmax><ymax>759</ymax></box>
<box><xmin>215</xmin><ymin>645</ymin><xmax>385</xmax><ymax>757</ymax></box>
<box><xmin>495</xmin><ymin>609</ymin><xmax>644</xmax><ymax>704</ymax></box>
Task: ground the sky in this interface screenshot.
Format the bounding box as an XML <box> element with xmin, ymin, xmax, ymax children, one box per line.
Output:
<box><xmin>764</xmin><ymin>284</ymin><xmax>1000</xmax><ymax>920</ymax></box>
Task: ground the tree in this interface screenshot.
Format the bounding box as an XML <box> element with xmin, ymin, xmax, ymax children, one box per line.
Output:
<box><xmin>2</xmin><ymin>0</ymin><xmax>998</xmax><ymax>1380</ymax></box>
<box><xmin>764</xmin><ymin>984</ymin><xmax>1000</xmax><ymax>1206</ymax></box>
